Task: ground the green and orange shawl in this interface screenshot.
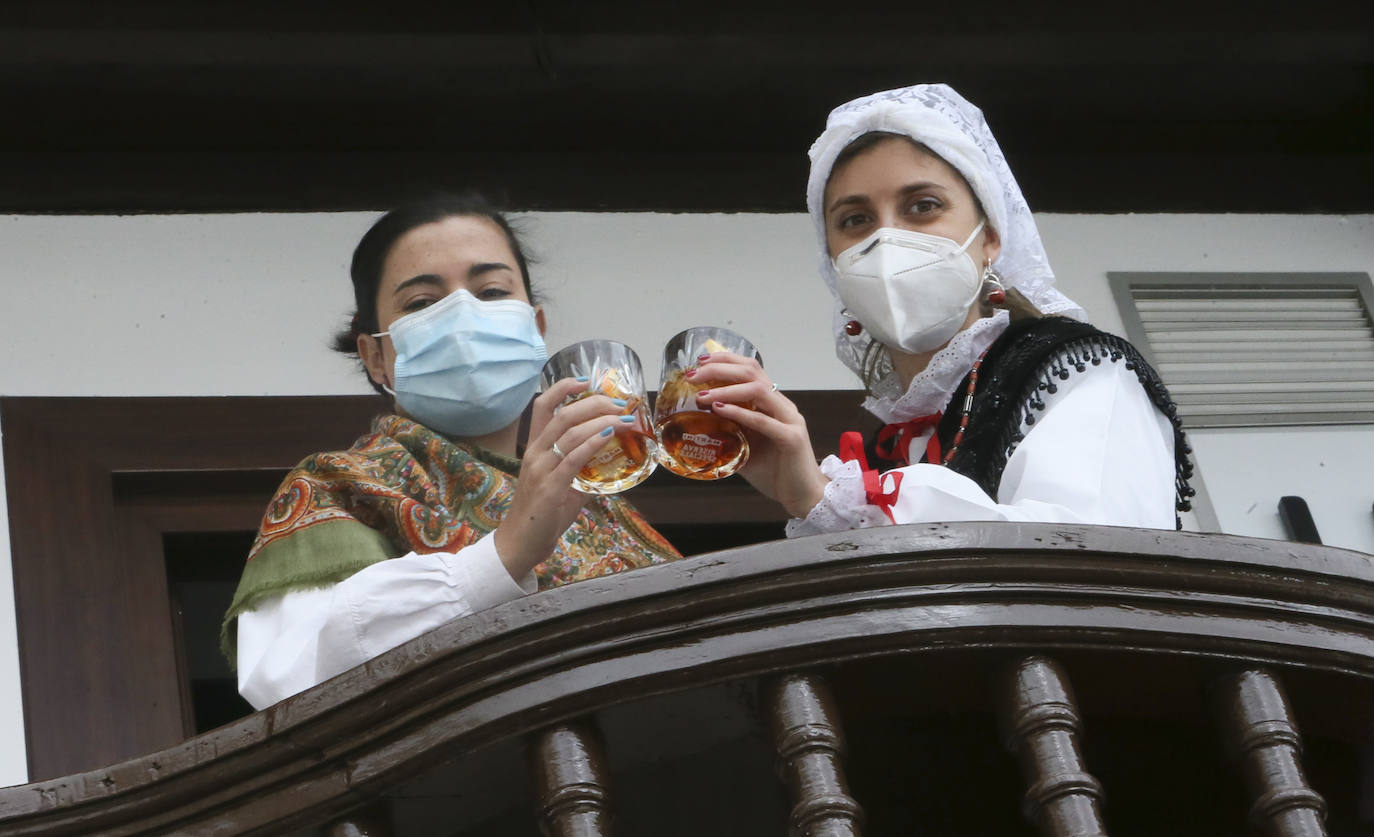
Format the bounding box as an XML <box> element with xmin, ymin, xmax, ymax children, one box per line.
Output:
<box><xmin>221</xmin><ymin>414</ymin><xmax>681</xmax><ymax>660</ymax></box>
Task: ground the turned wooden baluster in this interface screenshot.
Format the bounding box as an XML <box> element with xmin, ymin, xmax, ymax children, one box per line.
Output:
<box><xmin>320</xmin><ymin>800</ymin><xmax>393</xmax><ymax>836</ymax></box>
<box><xmin>1000</xmin><ymin>655</ymin><xmax>1108</xmax><ymax>837</ymax></box>
<box><xmin>1213</xmin><ymin>669</ymin><xmax>1328</xmax><ymax>836</ymax></box>
<box><xmin>765</xmin><ymin>672</ymin><xmax>863</xmax><ymax>837</ymax></box>
<box><xmin>530</xmin><ymin>721</ymin><xmax>614</xmax><ymax>837</ymax></box>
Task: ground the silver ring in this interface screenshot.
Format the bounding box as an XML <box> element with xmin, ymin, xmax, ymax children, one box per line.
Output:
<box><xmin>551</xmin><ymin>441</ymin><xmax>565</xmax><ymax>459</ymax></box>
<box><xmin>769</xmin><ymin>382</ymin><xmax>779</xmax><ymax>392</ymax></box>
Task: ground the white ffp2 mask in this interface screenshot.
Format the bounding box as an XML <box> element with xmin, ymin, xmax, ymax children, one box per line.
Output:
<box><xmin>833</xmin><ymin>220</ymin><xmax>986</xmax><ymax>354</ymax></box>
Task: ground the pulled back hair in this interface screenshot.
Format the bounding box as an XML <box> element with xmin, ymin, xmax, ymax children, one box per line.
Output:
<box><xmin>831</xmin><ymin>131</ymin><xmax>988</xmax><ymax>220</ymax></box>
<box><xmin>332</xmin><ymin>191</ymin><xmax>538</xmax><ymax>394</ymax></box>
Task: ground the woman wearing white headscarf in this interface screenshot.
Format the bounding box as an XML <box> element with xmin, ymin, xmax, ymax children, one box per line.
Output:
<box><xmin>694</xmin><ymin>83</ymin><xmax>1193</xmax><ymax>531</ymax></box>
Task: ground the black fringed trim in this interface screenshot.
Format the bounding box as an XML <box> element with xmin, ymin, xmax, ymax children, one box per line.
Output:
<box><xmin>937</xmin><ymin>317</ymin><xmax>1196</xmax><ymax>529</ymax></box>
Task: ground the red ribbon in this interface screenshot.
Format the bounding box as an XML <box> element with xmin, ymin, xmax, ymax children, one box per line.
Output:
<box><xmin>925</xmin><ymin>428</ymin><xmax>943</xmax><ymax>466</ymax></box>
<box><xmin>839</xmin><ymin>431</ymin><xmax>903</xmax><ymax>523</ymax></box>
<box><xmin>874</xmin><ymin>413</ymin><xmax>943</xmax><ymax>466</ymax></box>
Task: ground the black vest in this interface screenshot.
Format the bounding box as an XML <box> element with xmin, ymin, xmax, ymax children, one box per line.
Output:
<box><xmin>894</xmin><ymin>317</ymin><xmax>1195</xmax><ymax>523</ymax></box>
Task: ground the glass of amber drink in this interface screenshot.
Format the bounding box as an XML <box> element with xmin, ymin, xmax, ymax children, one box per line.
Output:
<box><xmin>654</xmin><ymin>326</ymin><xmax>761</xmax><ymax>480</ymax></box>
<box><xmin>541</xmin><ymin>340</ymin><xmax>657</xmax><ymax>494</ymax></box>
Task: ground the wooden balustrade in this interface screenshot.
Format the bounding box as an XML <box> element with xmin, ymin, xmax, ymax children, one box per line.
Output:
<box><xmin>530</xmin><ymin>723</ymin><xmax>614</xmax><ymax>837</ymax></box>
<box><xmin>765</xmin><ymin>673</ymin><xmax>863</xmax><ymax>836</ymax></box>
<box><xmin>0</xmin><ymin>524</ymin><xmax>1371</xmax><ymax>835</ymax></box>
<box><xmin>1213</xmin><ymin>669</ymin><xmax>1328</xmax><ymax>836</ymax></box>
<box><xmin>1000</xmin><ymin>656</ymin><xmax>1107</xmax><ymax>836</ymax></box>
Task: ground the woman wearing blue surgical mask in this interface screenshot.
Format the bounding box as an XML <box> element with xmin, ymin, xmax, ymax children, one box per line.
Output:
<box><xmin>694</xmin><ymin>83</ymin><xmax>1194</xmax><ymax>534</ymax></box>
<box><xmin>223</xmin><ymin>193</ymin><xmax>680</xmax><ymax>710</ymax></box>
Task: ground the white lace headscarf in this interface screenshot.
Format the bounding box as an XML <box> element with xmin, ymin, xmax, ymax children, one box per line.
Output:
<box><xmin>807</xmin><ymin>83</ymin><xmax>1086</xmax><ymax>422</ymax></box>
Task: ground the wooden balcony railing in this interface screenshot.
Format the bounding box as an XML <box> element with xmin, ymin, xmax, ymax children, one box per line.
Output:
<box><xmin>1</xmin><ymin>523</ymin><xmax>1372</xmax><ymax>836</ymax></box>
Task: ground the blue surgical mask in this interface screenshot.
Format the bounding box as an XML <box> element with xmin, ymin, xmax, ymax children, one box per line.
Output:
<box><xmin>373</xmin><ymin>289</ymin><xmax>547</xmax><ymax>436</ymax></box>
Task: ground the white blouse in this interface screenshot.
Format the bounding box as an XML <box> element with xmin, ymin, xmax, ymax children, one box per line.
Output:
<box><xmin>786</xmin><ymin>355</ymin><xmax>1178</xmax><ymax>536</ymax></box>
<box><xmin>236</xmin><ymin>532</ymin><xmax>536</xmax><ymax>710</ymax></box>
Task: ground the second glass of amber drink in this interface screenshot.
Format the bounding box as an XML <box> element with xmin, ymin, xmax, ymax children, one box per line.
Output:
<box><xmin>541</xmin><ymin>340</ymin><xmax>657</xmax><ymax>494</ymax></box>
<box><xmin>654</xmin><ymin>326</ymin><xmax>761</xmax><ymax>480</ymax></box>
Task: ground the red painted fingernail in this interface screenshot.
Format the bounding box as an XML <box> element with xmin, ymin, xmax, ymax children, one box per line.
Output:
<box><xmin>697</xmin><ymin>354</ymin><xmax>711</xmax><ymax>363</ymax></box>
<box><xmin>685</xmin><ymin>369</ymin><xmax>696</xmax><ymax>378</ymax></box>
<box><xmin>713</xmin><ymin>401</ymin><xmax>726</xmax><ymax>409</ymax></box>
<box><xmin>696</xmin><ymin>389</ymin><xmax>710</xmax><ymax>397</ymax></box>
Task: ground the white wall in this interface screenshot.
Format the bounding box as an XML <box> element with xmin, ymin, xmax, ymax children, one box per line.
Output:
<box><xmin>1</xmin><ymin>210</ymin><xmax>1371</xmax><ymax>786</ymax></box>
<box><xmin>1190</xmin><ymin>426</ymin><xmax>1374</xmax><ymax>548</ymax></box>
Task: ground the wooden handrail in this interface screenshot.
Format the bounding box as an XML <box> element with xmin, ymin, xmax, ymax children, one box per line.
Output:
<box><xmin>0</xmin><ymin>523</ymin><xmax>1371</xmax><ymax>835</ymax></box>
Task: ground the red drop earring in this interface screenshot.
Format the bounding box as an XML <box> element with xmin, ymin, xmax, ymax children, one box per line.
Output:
<box><xmin>983</xmin><ymin>263</ymin><xmax>1006</xmax><ymax>306</ymax></box>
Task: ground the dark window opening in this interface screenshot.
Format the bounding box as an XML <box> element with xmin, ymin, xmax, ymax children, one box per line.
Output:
<box><xmin>165</xmin><ymin>531</ymin><xmax>258</xmax><ymax>734</ymax></box>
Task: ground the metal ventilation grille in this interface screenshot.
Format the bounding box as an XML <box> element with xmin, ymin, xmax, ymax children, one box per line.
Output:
<box><xmin>1112</xmin><ymin>275</ymin><xmax>1374</xmax><ymax>428</ymax></box>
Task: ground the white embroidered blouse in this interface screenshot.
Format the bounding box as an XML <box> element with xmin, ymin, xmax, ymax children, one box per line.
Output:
<box><xmin>786</xmin><ymin>316</ymin><xmax>1178</xmax><ymax>537</ymax></box>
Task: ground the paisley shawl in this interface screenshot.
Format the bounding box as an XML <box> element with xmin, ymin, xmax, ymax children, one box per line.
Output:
<box><xmin>222</xmin><ymin>414</ymin><xmax>680</xmax><ymax>658</ymax></box>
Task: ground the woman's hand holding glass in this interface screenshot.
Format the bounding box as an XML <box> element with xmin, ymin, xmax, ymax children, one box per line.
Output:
<box><xmin>492</xmin><ymin>377</ymin><xmax>636</xmax><ymax>580</ymax></box>
<box><xmin>691</xmin><ymin>352</ymin><xmax>830</xmax><ymax>520</ymax></box>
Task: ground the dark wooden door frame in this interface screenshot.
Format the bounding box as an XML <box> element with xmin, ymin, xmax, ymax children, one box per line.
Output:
<box><xmin>1</xmin><ymin>392</ymin><xmax>869</xmax><ymax>780</ymax></box>
<box><xmin>1</xmin><ymin>396</ymin><xmax>388</xmax><ymax>780</ymax></box>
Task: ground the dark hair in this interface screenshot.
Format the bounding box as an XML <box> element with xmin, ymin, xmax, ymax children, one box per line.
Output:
<box><xmin>831</xmin><ymin>131</ymin><xmax>987</xmax><ymax>220</ymax></box>
<box><xmin>331</xmin><ymin>191</ymin><xmax>538</xmax><ymax>394</ymax></box>
<box><xmin>832</xmin><ymin>130</ymin><xmax>912</xmax><ymax>173</ymax></box>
